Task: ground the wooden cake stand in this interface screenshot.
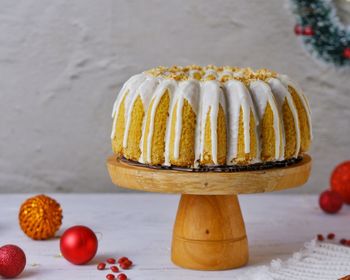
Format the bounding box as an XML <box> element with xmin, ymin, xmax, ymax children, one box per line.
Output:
<box><xmin>107</xmin><ymin>155</ymin><xmax>312</xmax><ymax>271</ymax></box>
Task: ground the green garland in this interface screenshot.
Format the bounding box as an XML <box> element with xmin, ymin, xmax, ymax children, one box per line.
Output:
<box><xmin>290</xmin><ymin>0</ymin><xmax>350</xmax><ymax>67</ymax></box>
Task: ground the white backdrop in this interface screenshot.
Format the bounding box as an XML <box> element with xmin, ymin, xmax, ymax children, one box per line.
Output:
<box><xmin>1</xmin><ymin>0</ymin><xmax>349</xmax><ymax>192</ymax></box>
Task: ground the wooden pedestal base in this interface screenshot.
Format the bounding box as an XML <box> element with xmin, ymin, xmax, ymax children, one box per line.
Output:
<box><xmin>172</xmin><ymin>194</ymin><xmax>248</xmax><ymax>270</ymax></box>
<box><xmin>107</xmin><ymin>155</ymin><xmax>312</xmax><ymax>271</ymax></box>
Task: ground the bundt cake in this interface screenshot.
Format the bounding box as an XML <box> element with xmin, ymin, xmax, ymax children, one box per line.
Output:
<box><xmin>111</xmin><ymin>65</ymin><xmax>312</xmax><ymax>168</ymax></box>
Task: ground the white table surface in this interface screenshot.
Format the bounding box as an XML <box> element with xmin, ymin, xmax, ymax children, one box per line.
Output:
<box><xmin>1</xmin><ymin>193</ymin><xmax>349</xmax><ymax>280</ymax></box>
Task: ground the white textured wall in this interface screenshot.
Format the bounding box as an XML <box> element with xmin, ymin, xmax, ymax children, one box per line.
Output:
<box><xmin>1</xmin><ymin>0</ymin><xmax>349</xmax><ymax>193</ymax></box>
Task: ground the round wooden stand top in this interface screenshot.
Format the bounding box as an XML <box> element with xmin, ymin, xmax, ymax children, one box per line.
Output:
<box><xmin>107</xmin><ymin>155</ymin><xmax>312</xmax><ymax>195</ymax></box>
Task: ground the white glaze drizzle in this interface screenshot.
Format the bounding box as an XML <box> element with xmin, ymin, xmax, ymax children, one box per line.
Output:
<box><xmin>144</xmin><ymin>79</ymin><xmax>177</xmax><ymax>163</ymax></box>
<box><xmin>224</xmin><ymin>80</ymin><xmax>259</xmax><ymax>163</ymax></box>
<box><xmin>172</xmin><ymin>80</ymin><xmax>200</xmax><ymax>160</ymax></box>
<box><xmin>278</xmin><ymin>74</ymin><xmax>313</xmax><ymax>140</ymax></box>
<box><xmin>203</xmin><ymin>69</ymin><xmax>218</xmax><ymax>79</ymax></box>
<box><xmin>219</xmin><ymin>70</ymin><xmax>233</xmax><ymax>80</ymax></box>
<box><xmin>111</xmin><ymin>73</ymin><xmax>146</xmax><ymax>139</ymax></box>
<box><xmin>199</xmin><ymin>80</ymin><xmax>226</xmax><ymax>165</ymax></box>
<box><xmin>122</xmin><ymin>74</ymin><xmax>148</xmax><ymax>147</ymax></box>
<box><xmin>137</xmin><ymin>77</ymin><xmax>161</xmax><ymax>162</ymax></box>
<box><xmin>249</xmin><ymin>80</ymin><xmax>282</xmax><ymax>160</ymax></box>
<box><xmin>267</xmin><ymin>77</ymin><xmax>301</xmax><ymax>157</ymax></box>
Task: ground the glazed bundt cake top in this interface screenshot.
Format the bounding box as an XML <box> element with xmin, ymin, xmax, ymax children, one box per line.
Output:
<box><xmin>145</xmin><ymin>65</ymin><xmax>277</xmax><ymax>83</ymax></box>
<box><xmin>111</xmin><ymin>65</ymin><xmax>312</xmax><ymax>168</ymax></box>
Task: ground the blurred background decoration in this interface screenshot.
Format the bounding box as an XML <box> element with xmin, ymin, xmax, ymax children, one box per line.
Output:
<box><xmin>0</xmin><ymin>0</ymin><xmax>349</xmax><ymax>193</ymax></box>
<box><xmin>290</xmin><ymin>0</ymin><xmax>350</xmax><ymax>67</ymax></box>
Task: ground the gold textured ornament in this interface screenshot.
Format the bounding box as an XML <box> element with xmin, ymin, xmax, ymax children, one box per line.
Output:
<box><xmin>19</xmin><ymin>194</ymin><xmax>63</xmax><ymax>240</ymax></box>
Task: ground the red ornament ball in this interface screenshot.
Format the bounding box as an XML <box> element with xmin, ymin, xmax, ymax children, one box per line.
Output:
<box><xmin>343</xmin><ymin>48</ymin><xmax>350</xmax><ymax>59</ymax></box>
<box><xmin>303</xmin><ymin>26</ymin><xmax>315</xmax><ymax>36</ymax></box>
<box><xmin>294</xmin><ymin>24</ymin><xmax>303</xmax><ymax>35</ymax></box>
<box><xmin>0</xmin><ymin>245</ymin><xmax>26</xmax><ymax>278</ymax></box>
<box><xmin>60</xmin><ymin>225</ymin><xmax>98</xmax><ymax>265</ymax></box>
<box><xmin>319</xmin><ymin>190</ymin><xmax>343</xmax><ymax>214</ymax></box>
<box><xmin>331</xmin><ymin>161</ymin><xmax>350</xmax><ymax>204</ymax></box>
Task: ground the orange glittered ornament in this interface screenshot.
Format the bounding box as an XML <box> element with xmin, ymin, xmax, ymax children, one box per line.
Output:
<box><xmin>19</xmin><ymin>194</ymin><xmax>63</xmax><ymax>240</ymax></box>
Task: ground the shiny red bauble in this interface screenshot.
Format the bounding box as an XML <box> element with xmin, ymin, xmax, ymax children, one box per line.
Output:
<box><xmin>331</xmin><ymin>161</ymin><xmax>350</xmax><ymax>204</ymax></box>
<box><xmin>0</xmin><ymin>244</ymin><xmax>26</xmax><ymax>278</ymax></box>
<box><xmin>319</xmin><ymin>190</ymin><xmax>343</xmax><ymax>214</ymax></box>
<box><xmin>60</xmin><ymin>225</ymin><xmax>98</xmax><ymax>265</ymax></box>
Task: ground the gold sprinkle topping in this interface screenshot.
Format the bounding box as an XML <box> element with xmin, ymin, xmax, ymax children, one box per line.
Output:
<box><xmin>204</xmin><ymin>74</ymin><xmax>217</xmax><ymax>81</ymax></box>
<box><xmin>145</xmin><ymin>65</ymin><xmax>278</xmax><ymax>82</ymax></box>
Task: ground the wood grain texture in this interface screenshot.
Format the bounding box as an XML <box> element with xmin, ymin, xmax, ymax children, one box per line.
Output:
<box><xmin>172</xmin><ymin>194</ymin><xmax>248</xmax><ymax>270</ymax></box>
<box><xmin>106</xmin><ymin>155</ymin><xmax>312</xmax><ymax>270</ymax></box>
<box><xmin>106</xmin><ymin>155</ymin><xmax>312</xmax><ymax>195</ymax></box>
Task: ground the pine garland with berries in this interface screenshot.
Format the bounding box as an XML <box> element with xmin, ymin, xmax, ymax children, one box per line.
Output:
<box><xmin>290</xmin><ymin>0</ymin><xmax>350</xmax><ymax>67</ymax></box>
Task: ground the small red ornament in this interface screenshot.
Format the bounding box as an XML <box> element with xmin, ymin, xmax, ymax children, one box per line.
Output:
<box><xmin>97</xmin><ymin>262</ymin><xmax>106</xmax><ymax>270</ymax></box>
<box><xmin>303</xmin><ymin>26</ymin><xmax>315</xmax><ymax>36</ymax></box>
<box><xmin>0</xmin><ymin>245</ymin><xmax>26</xmax><ymax>278</ymax></box>
<box><xmin>294</xmin><ymin>24</ymin><xmax>303</xmax><ymax>35</ymax></box>
<box><xmin>319</xmin><ymin>190</ymin><xmax>343</xmax><ymax>214</ymax></box>
<box><xmin>343</xmin><ymin>48</ymin><xmax>350</xmax><ymax>59</ymax></box>
<box><xmin>117</xmin><ymin>273</ymin><xmax>127</xmax><ymax>280</ymax></box>
<box><xmin>60</xmin><ymin>225</ymin><xmax>98</xmax><ymax>265</ymax></box>
<box><xmin>331</xmin><ymin>161</ymin><xmax>350</xmax><ymax>204</ymax></box>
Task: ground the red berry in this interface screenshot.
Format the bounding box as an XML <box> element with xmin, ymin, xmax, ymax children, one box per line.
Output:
<box><xmin>118</xmin><ymin>273</ymin><xmax>127</xmax><ymax>280</ymax></box>
<box><xmin>118</xmin><ymin>257</ymin><xmax>128</xmax><ymax>264</ymax></box>
<box><xmin>111</xmin><ymin>265</ymin><xmax>119</xmax><ymax>273</ymax></box>
<box><xmin>343</xmin><ymin>48</ymin><xmax>350</xmax><ymax>59</ymax></box>
<box><xmin>125</xmin><ymin>260</ymin><xmax>132</xmax><ymax>267</ymax></box>
<box><xmin>107</xmin><ymin>258</ymin><xmax>116</xmax><ymax>264</ymax></box>
<box><xmin>106</xmin><ymin>274</ymin><xmax>115</xmax><ymax>280</ymax></box>
<box><xmin>319</xmin><ymin>190</ymin><xmax>343</xmax><ymax>214</ymax></box>
<box><xmin>119</xmin><ymin>262</ymin><xmax>127</xmax><ymax>269</ymax></box>
<box><xmin>120</xmin><ymin>260</ymin><xmax>132</xmax><ymax>270</ymax></box>
<box><xmin>327</xmin><ymin>233</ymin><xmax>335</xmax><ymax>240</ymax></box>
<box><xmin>97</xmin><ymin>262</ymin><xmax>106</xmax><ymax>270</ymax></box>
<box><xmin>317</xmin><ymin>234</ymin><xmax>324</xmax><ymax>241</ymax></box>
<box><xmin>340</xmin><ymin>238</ymin><xmax>347</xmax><ymax>245</ymax></box>
<box><xmin>294</xmin><ymin>24</ymin><xmax>303</xmax><ymax>35</ymax></box>
<box><xmin>302</xmin><ymin>26</ymin><xmax>314</xmax><ymax>36</ymax></box>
